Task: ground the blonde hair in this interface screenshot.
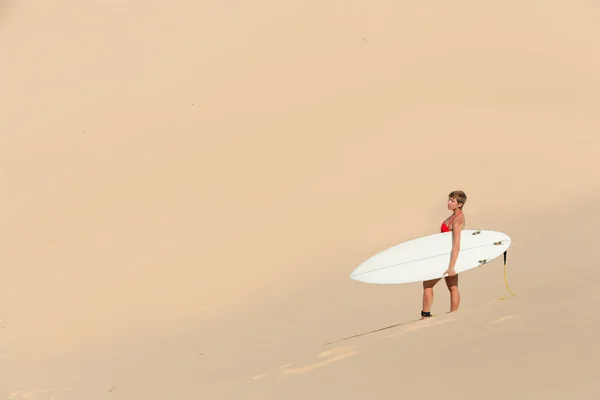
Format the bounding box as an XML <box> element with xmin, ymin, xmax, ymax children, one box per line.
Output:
<box><xmin>448</xmin><ymin>190</ymin><xmax>467</xmax><ymax>209</ymax></box>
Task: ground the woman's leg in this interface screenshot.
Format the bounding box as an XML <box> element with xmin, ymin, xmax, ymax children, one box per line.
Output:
<box><xmin>444</xmin><ymin>274</ymin><xmax>460</xmax><ymax>312</ymax></box>
<box><xmin>422</xmin><ymin>278</ymin><xmax>441</xmax><ymax>317</ymax></box>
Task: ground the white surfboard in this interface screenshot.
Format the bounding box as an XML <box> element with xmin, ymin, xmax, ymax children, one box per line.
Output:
<box><xmin>349</xmin><ymin>229</ymin><xmax>511</xmax><ymax>284</ymax></box>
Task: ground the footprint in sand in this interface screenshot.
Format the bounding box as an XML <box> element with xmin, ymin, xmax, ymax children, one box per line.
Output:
<box><xmin>385</xmin><ymin>317</ymin><xmax>457</xmax><ymax>341</ymax></box>
<box><xmin>281</xmin><ymin>346</ymin><xmax>359</xmax><ymax>375</ymax></box>
<box><xmin>252</xmin><ymin>347</ymin><xmax>358</xmax><ymax>380</ymax></box>
<box><xmin>251</xmin><ymin>373</ymin><xmax>269</xmax><ymax>381</ymax></box>
<box><xmin>250</xmin><ymin>363</ymin><xmax>295</xmax><ymax>381</ymax></box>
<box><xmin>489</xmin><ymin>315</ymin><xmax>518</xmax><ymax>325</ymax></box>
<box><xmin>7</xmin><ymin>388</ymin><xmax>72</xmax><ymax>400</ymax></box>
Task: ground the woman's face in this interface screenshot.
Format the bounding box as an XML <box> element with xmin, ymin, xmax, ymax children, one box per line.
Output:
<box><xmin>447</xmin><ymin>197</ymin><xmax>461</xmax><ymax>211</ymax></box>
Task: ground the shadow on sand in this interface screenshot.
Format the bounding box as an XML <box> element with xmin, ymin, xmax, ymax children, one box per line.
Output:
<box><xmin>324</xmin><ymin>318</ymin><xmax>422</xmax><ymax>346</ymax></box>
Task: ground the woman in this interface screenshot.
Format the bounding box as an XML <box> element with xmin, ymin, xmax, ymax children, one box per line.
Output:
<box><xmin>420</xmin><ymin>190</ymin><xmax>467</xmax><ymax>319</ymax></box>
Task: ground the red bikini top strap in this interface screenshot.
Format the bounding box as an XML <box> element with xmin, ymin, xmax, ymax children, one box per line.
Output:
<box><xmin>448</xmin><ymin>211</ymin><xmax>462</xmax><ymax>225</ymax></box>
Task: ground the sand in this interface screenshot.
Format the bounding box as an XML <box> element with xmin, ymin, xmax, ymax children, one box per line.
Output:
<box><xmin>2</xmin><ymin>0</ymin><xmax>600</xmax><ymax>399</ymax></box>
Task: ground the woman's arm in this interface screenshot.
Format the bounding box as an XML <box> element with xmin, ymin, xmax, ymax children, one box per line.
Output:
<box><xmin>444</xmin><ymin>220</ymin><xmax>462</xmax><ymax>277</ymax></box>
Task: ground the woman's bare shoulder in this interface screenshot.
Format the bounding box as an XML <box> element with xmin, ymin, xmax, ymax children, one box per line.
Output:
<box><xmin>456</xmin><ymin>213</ymin><xmax>466</xmax><ymax>228</ymax></box>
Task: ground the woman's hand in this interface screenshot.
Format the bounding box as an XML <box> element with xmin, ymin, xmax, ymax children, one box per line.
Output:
<box><xmin>443</xmin><ymin>267</ymin><xmax>457</xmax><ymax>277</ymax></box>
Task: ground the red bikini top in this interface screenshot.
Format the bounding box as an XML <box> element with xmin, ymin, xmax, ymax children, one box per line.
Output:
<box><xmin>441</xmin><ymin>211</ymin><xmax>462</xmax><ymax>233</ymax></box>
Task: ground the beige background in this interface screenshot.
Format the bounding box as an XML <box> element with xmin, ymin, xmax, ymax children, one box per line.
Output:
<box><xmin>2</xmin><ymin>1</ymin><xmax>600</xmax><ymax>399</ymax></box>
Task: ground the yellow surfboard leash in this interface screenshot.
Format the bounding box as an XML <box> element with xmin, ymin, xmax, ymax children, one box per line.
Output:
<box><xmin>499</xmin><ymin>250</ymin><xmax>515</xmax><ymax>300</ymax></box>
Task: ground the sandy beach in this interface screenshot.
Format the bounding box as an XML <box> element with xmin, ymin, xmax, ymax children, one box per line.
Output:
<box><xmin>2</xmin><ymin>1</ymin><xmax>600</xmax><ymax>399</ymax></box>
